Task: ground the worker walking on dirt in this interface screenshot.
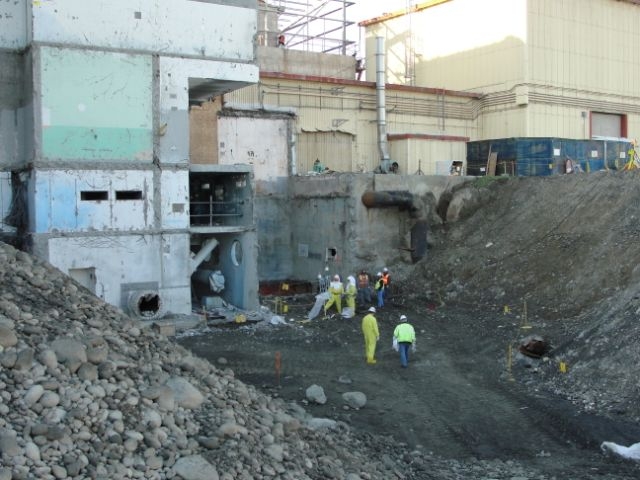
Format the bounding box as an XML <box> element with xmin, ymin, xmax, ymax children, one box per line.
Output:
<box><xmin>393</xmin><ymin>315</ymin><xmax>416</xmax><ymax>368</ymax></box>
<box><xmin>362</xmin><ymin>306</ymin><xmax>380</xmax><ymax>364</ymax></box>
<box><xmin>324</xmin><ymin>274</ymin><xmax>344</xmax><ymax>316</ymax></box>
<box><xmin>343</xmin><ymin>275</ymin><xmax>357</xmax><ymax>318</ymax></box>
<box><xmin>374</xmin><ymin>272</ymin><xmax>385</xmax><ymax>309</ymax></box>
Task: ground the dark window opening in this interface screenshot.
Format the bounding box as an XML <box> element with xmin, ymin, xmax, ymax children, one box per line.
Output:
<box><xmin>81</xmin><ymin>191</ymin><xmax>108</xmax><ymax>201</ymax></box>
<box><xmin>115</xmin><ymin>190</ymin><xmax>143</xmax><ymax>200</ymax></box>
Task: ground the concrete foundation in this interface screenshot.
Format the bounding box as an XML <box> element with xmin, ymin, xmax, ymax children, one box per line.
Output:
<box><xmin>257</xmin><ymin>173</ymin><xmax>468</xmax><ymax>284</ymax></box>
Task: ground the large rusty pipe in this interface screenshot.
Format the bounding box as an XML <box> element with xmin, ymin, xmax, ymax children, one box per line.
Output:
<box><xmin>361</xmin><ymin>190</ymin><xmax>415</xmax><ymax>210</ymax></box>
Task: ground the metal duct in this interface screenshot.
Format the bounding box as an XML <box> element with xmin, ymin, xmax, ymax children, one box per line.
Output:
<box><xmin>361</xmin><ymin>190</ymin><xmax>427</xmax><ymax>263</ymax></box>
<box><xmin>375</xmin><ymin>36</ymin><xmax>390</xmax><ymax>173</ymax></box>
<box><xmin>191</xmin><ymin>238</ymin><xmax>219</xmax><ymax>274</ymax></box>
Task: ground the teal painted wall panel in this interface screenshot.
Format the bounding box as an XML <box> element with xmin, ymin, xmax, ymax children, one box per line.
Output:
<box><xmin>41</xmin><ymin>47</ymin><xmax>152</xmax><ymax>161</ymax></box>
<box><xmin>42</xmin><ymin>126</ymin><xmax>151</xmax><ymax>160</ymax></box>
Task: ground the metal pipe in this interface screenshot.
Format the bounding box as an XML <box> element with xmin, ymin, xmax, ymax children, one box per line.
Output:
<box><xmin>361</xmin><ymin>190</ymin><xmax>414</xmax><ymax>211</ymax></box>
<box><xmin>375</xmin><ymin>36</ymin><xmax>390</xmax><ymax>172</ymax></box>
<box><xmin>191</xmin><ymin>238</ymin><xmax>219</xmax><ymax>274</ymax></box>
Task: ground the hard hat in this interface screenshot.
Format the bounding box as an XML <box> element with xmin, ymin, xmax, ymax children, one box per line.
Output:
<box><xmin>400</xmin><ymin>314</ymin><xmax>407</xmax><ymax>321</ymax></box>
<box><xmin>376</xmin><ymin>272</ymin><xmax>382</xmax><ymax>276</ymax></box>
<box><xmin>333</xmin><ymin>275</ymin><xmax>340</xmax><ymax>280</ymax></box>
<box><xmin>368</xmin><ymin>306</ymin><xmax>376</xmax><ymax>313</ymax></box>
<box><xmin>383</xmin><ymin>267</ymin><xmax>388</xmax><ymax>273</ymax></box>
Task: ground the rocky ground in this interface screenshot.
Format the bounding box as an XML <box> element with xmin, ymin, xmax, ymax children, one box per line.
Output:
<box><xmin>177</xmin><ymin>171</ymin><xmax>640</xmax><ymax>479</ymax></box>
<box><xmin>0</xmin><ymin>242</ymin><xmax>429</xmax><ymax>479</ymax></box>
<box><xmin>2</xmin><ymin>170</ymin><xmax>640</xmax><ymax>479</ymax></box>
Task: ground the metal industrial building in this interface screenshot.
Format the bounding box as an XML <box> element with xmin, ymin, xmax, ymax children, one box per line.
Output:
<box><xmin>360</xmin><ymin>0</ymin><xmax>640</xmax><ymax>140</ymax></box>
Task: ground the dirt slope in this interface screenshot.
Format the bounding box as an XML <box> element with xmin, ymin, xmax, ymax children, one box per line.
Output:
<box><xmin>410</xmin><ymin>170</ymin><xmax>640</xmax><ymax>422</ymax></box>
<box><xmin>179</xmin><ymin>170</ymin><xmax>640</xmax><ymax>479</ymax></box>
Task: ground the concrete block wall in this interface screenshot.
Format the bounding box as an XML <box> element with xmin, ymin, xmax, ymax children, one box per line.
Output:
<box><xmin>257</xmin><ymin>173</ymin><xmax>468</xmax><ymax>285</ymax></box>
<box><xmin>30</xmin><ymin>170</ymin><xmax>153</xmax><ymax>233</ymax></box>
<box><xmin>0</xmin><ymin>0</ymin><xmax>27</xmax><ymax>49</ymax></box>
<box><xmin>218</xmin><ymin>115</ymin><xmax>291</xmax><ymax>183</ymax></box>
<box><xmin>42</xmin><ymin>233</ymin><xmax>192</xmax><ymax>314</ymax></box>
<box><xmin>38</xmin><ymin>47</ymin><xmax>153</xmax><ymax>163</ymax></box>
<box><xmin>30</xmin><ymin>0</ymin><xmax>256</xmax><ymax>61</ymax></box>
<box><xmin>2</xmin><ymin>0</ymin><xmax>260</xmax><ymax>317</ymax></box>
<box><xmin>0</xmin><ymin>51</ymin><xmax>27</xmax><ymax>169</ymax></box>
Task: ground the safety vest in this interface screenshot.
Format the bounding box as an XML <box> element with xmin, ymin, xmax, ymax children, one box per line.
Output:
<box><xmin>393</xmin><ymin>323</ymin><xmax>415</xmax><ymax>343</ymax></box>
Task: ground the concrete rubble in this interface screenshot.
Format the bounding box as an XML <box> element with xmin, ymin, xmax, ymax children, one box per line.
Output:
<box><xmin>0</xmin><ymin>241</ymin><xmax>423</xmax><ymax>479</ymax></box>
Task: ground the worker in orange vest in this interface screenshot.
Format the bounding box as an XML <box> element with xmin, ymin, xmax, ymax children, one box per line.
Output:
<box><xmin>356</xmin><ymin>269</ymin><xmax>372</xmax><ymax>306</ymax></box>
<box><xmin>381</xmin><ymin>267</ymin><xmax>391</xmax><ymax>301</ymax></box>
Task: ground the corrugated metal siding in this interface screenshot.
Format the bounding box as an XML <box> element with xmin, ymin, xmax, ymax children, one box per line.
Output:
<box><xmin>365</xmin><ymin>0</ymin><xmax>528</xmax><ymax>91</ymax></box>
<box><xmin>224</xmin><ymin>78</ymin><xmax>475</xmax><ymax>174</ymax></box>
<box><xmin>361</xmin><ymin>0</ymin><xmax>640</xmax><ymax>142</ymax></box>
<box><xmin>529</xmin><ymin>0</ymin><xmax>640</xmax><ymax>95</ymax></box>
<box><xmin>390</xmin><ymin>139</ymin><xmax>466</xmax><ymax>175</ymax></box>
<box><xmin>298</xmin><ymin>131</ymin><xmax>353</xmax><ymax>173</ymax></box>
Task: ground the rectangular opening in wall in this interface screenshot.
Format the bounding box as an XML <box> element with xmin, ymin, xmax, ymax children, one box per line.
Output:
<box><xmin>80</xmin><ymin>191</ymin><xmax>108</xmax><ymax>201</ymax></box>
<box><xmin>115</xmin><ymin>190</ymin><xmax>143</xmax><ymax>200</ymax></box>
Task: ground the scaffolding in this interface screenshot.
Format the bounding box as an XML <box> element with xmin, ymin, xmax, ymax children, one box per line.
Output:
<box><xmin>258</xmin><ymin>0</ymin><xmax>356</xmax><ymax>55</ymax></box>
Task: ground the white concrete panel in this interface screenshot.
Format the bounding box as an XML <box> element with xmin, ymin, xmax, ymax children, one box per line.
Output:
<box><xmin>33</xmin><ymin>170</ymin><xmax>154</xmax><ymax>233</ymax></box>
<box><xmin>31</xmin><ymin>0</ymin><xmax>256</xmax><ymax>61</ymax></box>
<box><xmin>0</xmin><ymin>0</ymin><xmax>27</xmax><ymax>49</ymax></box>
<box><xmin>47</xmin><ymin>233</ymin><xmax>191</xmax><ymax>315</ymax></box>
<box><xmin>218</xmin><ymin>117</ymin><xmax>289</xmax><ymax>181</ymax></box>
<box><xmin>161</xmin><ymin>170</ymin><xmax>189</xmax><ymax>229</ymax></box>
<box><xmin>159</xmin><ymin>57</ymin><xmax>259</xmax><ymax>164</ymax></box>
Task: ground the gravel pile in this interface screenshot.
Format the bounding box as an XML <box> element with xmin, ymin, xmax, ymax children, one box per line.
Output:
<box><xmin>0</xmin><ymin>241</ymin><xmax>427</xmax><ymax>480</ymax></box>
<box><xmin>4</xmin><ymin>241</ymin><xmax>558</xmax><ymax>480</ymax></box>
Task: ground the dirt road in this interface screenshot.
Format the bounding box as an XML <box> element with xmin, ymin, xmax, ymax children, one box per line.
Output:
<box><xmin>178</xmin><ymin>296</ymin><xmax>640</xmax><ymax>479</ymax></box>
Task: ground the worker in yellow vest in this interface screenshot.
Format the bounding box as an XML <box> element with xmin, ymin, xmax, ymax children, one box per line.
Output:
<box><xmin>393</xmin><ymin>314</ymin><xmax>416</xmax><ymax>368</ymax></box>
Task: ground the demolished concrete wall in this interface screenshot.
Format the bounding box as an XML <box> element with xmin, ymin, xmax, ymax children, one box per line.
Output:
<box><xmin>256</xmin><ymin>173</ymin><xmax>469</xmax><ymax>284</ymax></box>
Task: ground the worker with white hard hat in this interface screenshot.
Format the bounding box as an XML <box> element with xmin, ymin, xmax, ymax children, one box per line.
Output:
<box><xmin>343</xmin><ymin>275</ymin><xmax>357</xmax><ymax>318</ymax></box>
<box><xmin>393</xmin><ymin>314</ymin><xmax>416</xmax><ymax>368</ymax></box>
<box><xmin>323</xmin><ymin>274</ymin><xmax>344</xmax><ymax>316</ymax></box>
<box><xmin>361</xmin><ymin>306</ymin><xmax>380</xmax><ymax>364</ymax></box>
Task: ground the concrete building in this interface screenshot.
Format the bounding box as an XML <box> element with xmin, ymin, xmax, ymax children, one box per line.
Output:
<box><xmin>0</xmin><ymin>0</ymin><xmax>260</xmax><ymax>319</ymax></box>
<box><xmin>361</xmin><ymin>0</ymin><xmax>640</xmax><ymax>140</ymax></box>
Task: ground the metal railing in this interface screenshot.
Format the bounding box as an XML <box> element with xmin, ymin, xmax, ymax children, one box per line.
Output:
<box><xmin>190</xmin><ymin>199</ymin><xmax>243</xmax><ymax>226</ymax></box>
